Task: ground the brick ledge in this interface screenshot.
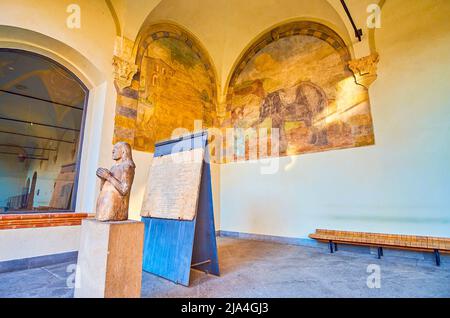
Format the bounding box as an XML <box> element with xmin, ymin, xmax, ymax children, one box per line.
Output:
<box><xmin>0</xmin><ymin>213</ymin><xmax>93</xmax><ymax>230</ymax></box>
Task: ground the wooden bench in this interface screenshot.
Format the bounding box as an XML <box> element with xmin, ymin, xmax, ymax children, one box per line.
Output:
<box><xmin>309</xmin><ymin>229</ymin><xmax>450</xmax><ymax>266</ymax></box>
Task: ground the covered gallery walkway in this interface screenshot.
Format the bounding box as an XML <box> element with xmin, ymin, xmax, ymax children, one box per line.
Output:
<box><xmin>0</xmin><ymin>0</ymin><xmax>449</xmax><ymax>300</ymax></box>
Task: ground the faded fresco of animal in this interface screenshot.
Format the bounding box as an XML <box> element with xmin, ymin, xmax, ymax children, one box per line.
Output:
<box><xmin>225</xmin><ymin>34</ymin><xmax>375</xmax><ymax>159</ymax></box>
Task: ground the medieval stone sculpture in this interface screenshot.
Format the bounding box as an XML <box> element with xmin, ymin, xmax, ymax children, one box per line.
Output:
<box><xmin>96</xmin><ymin>142</ymin><xmax>136</xmax><ymax>222</ymax></box>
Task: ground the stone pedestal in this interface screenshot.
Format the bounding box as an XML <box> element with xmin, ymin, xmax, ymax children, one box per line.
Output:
<box><xmin>74</xmin><ymin>219</ymin><xmax>144</xmax><ymax>298</ymax></box>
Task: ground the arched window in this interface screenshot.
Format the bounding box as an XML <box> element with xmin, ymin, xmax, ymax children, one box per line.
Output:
<box><xmin>0</xmin><ymin>49</ymin><xmax>88</xmax><ymax>213</ymax></box>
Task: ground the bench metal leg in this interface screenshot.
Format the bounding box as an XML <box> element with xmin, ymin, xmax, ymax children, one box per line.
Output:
<box><xmin>434</xmin><ymin>250</ymin><xmax>441</xmax><ymax>267</ymax></box>
<box><xmin>334</xmin><ymin>243</ymin><xmax>338</xmax><ymax>252</ymax></box>
<box><xmin>329</xmin><ymin>241</ymin><xmax>334</xmax><ymax>254</ymax></box>
<box><xmin>377</xmin><ymin>247</ymin><xmax>383</xmax><ymax>259</ymax></box>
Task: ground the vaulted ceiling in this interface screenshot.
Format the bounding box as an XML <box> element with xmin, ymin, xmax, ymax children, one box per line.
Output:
<box><xmin>105</xmin><ymin>0</ymin><xmax>380</xmax><ymax>44</ymax></box>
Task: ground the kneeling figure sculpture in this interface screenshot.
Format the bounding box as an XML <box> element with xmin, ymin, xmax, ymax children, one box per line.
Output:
<box><xmin>96</xmin><ymin>142</ymin><xmax>135</xmax><ymax>222</ymax></box>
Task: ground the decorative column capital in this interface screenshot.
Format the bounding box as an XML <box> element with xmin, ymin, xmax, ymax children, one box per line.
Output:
<box><xmin>348</xmin><ymin>53</ymin><xmax>380</xmax><ymax>89</ymax></box>
<box><xmin>112</xmin><ymin>36</ymin><xmax>138</xmax><ymax>91</ymax></box>
<box><xmin>112</xmin><ymin>56</ymin><xmax>138</xmax><ymax>91</ymax></box>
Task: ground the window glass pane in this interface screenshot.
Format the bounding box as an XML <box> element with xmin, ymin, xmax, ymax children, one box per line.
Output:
<box><xmin>0</xmin><ymin>50</ymin><xmax>86</xmax><ymax>214</ymax></box>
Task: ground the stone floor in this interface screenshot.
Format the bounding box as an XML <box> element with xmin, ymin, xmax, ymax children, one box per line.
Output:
<box><xmin>0</xmin><ymin>237</ymin><xmax>449</xmax><ymax>298</ymax></box>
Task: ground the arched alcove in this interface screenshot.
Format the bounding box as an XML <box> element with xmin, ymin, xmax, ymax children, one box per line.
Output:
<box><xmin>223</xmin><ymin>21</ymin><xmax>375</xmax><ymax>160</ymax></box>
<box><xmin>113</xmin><ymin>22</ymin><xmax>219</xmax><ymax>153</ymax></box>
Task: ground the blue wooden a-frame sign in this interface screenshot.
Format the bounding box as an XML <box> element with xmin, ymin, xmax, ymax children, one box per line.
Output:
<box><xmin>141</xmin><ymin>131</ymin><xmax>220</xmax><ymax>286</ymax></box>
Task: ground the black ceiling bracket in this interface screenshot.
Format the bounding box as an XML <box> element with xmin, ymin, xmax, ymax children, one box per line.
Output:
<box><xmin>340</xmin><ymin>0</ymin><xmax>363</xmax><ymax>42</ymax></box>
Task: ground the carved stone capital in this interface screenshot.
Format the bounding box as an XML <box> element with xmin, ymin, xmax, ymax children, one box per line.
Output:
<box><xmin>112</xmin><ymin>56</ymin><xmax>138</xmax><ymax>91</ymax></box>
<box><xmin>348</xmin><ymin>53</ymin><xmax>380</xmax><ymax>88</ymax></box>
<box><xmin>112</xmin><ymin>36</ymin><xmax>138</xmax><ymax>91</ymax></box>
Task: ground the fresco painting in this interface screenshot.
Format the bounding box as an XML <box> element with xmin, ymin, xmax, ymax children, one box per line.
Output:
<box><xmin>224</xmin><ymin>34</ymin><xmax>375</xmax><ymax>159</ymax></box>
<box><xmin>133</xmin><ymin>37</ymin><xmax>216</xmax><ymax>152</ymax></box>
<box><xmin>112</xmin><ymin>24</ymin><xmax>375</xmax><ymax>161</ymax></box>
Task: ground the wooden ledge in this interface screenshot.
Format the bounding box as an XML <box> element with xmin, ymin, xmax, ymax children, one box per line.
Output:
<box><xmin>0</xmin><ymin>213</ymin><xmax>93</xmax><ymax>230</ymax></box>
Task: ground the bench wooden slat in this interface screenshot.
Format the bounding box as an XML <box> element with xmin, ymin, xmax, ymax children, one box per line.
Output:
<box><xmin>309</xmin><ymin>229</ymin><xmax>450</xmax><ymax>252</ymax></box>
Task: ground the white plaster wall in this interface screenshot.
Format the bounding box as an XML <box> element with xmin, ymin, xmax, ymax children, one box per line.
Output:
<box><xmin>0</xmin><ymin>0</ymin><xmax>116</xmax><ymax>75</ymax></box>
<box><xmin>128</xmin><ymin>151</ymin><xmax>153</xmax><ymax>221</ymax></box>
<box><xmin>220</xmin><ymin>0</ymin><xmax>450</xmax><ymax>239</ymax></box>
<box><xmin>127</xmin><ymin>152</ymin><xmax>222</xmax><ymax>231</ymax></box>
<box><xmin>0</xmin><ymin>226</ymin><xmax>81</xmax><ymax>262</ymax></box>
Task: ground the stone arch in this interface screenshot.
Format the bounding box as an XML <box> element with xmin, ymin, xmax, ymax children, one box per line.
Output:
<box><xmin>223</xmin><ymin>20</ymin><xmax>374</xmax><ymax>159</ymax></box>
<box><xmin>113</xmin><ymin>22</ymin><xmax>219</xmax><ymax>153</ymax></box>
<box><xmin>133</xmin><ymin>23</ymin><xmax>218</xmax><ymax>94</ymax></box>
<box><xmin>225</xmin><ymin>21</ymin><xmax>351</xmax><ymax>106</ymax></box>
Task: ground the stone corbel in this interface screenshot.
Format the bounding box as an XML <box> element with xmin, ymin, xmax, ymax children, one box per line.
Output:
<box><xmin>112</xmin><ymin>36</ymin><xmax>138</xmax><ymax>91</ymax></box>
<box><xmin>112</xmin><ymin>56</ymin><xmax>138</xmax><ymax>91</ymax></box>
<box><xmin>348</xmin><ymin>53</ymin><xmax>380</xmax><ymax>89</ymax></box>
